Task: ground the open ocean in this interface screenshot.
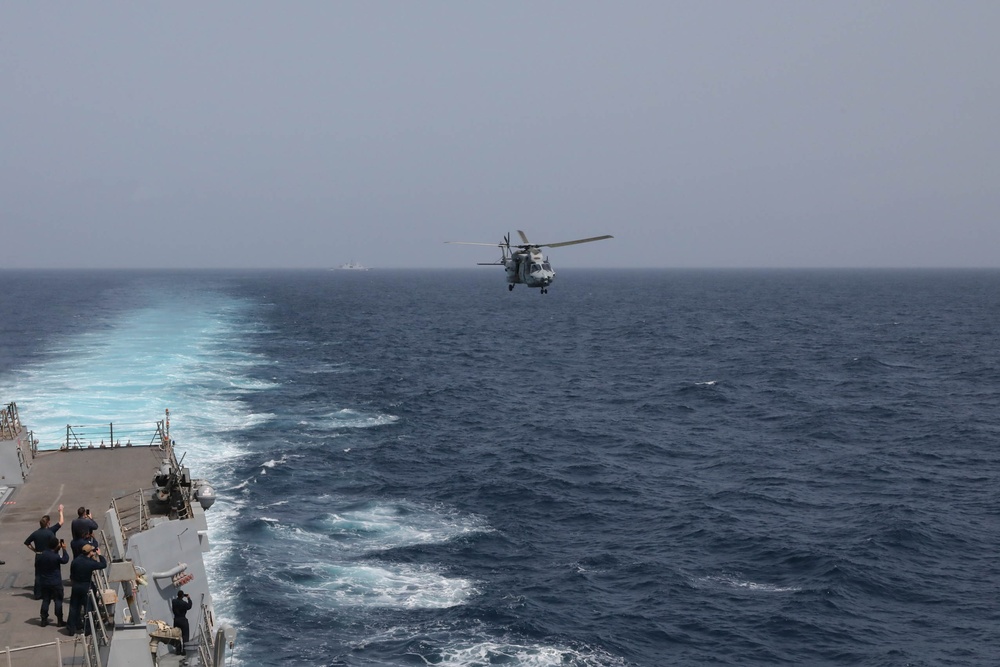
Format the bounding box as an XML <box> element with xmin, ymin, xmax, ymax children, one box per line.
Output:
<box><xmin>1</xmin><ymin>268</ymin><xmax>998</xmax><ymax>666</ymax></box>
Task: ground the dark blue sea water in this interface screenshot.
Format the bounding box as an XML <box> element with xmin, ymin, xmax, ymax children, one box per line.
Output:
<box><xmin>2</xmin><ymin>268</ymin><xmax>999</xmax><ymax>666</ymax></box>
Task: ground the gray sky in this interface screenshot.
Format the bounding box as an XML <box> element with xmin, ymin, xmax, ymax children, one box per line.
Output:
<box><xmin>3</xmin><ymin>2</ymin><xmax>998</xmax><ymax>269</ymax></box>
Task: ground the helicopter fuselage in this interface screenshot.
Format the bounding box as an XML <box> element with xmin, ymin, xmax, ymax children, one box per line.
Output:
<box><xmin>506</xmin><ymin>250</ymin><xmax>554</xmax><ymax>291</ymax></box>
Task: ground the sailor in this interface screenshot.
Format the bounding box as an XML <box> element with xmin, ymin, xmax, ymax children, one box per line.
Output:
<box><xmin>71</xmin><ymin>507</ymin><xmax>99</xmax><ymax>539</ymax></box>
<box><xmin>67</xmin><ymin>544</ymin><xmax>107</xmax><ymax>636</ymax></box>
<box><xmin>70</xmin><ymin>528</ymin><xmax>100</xmax><ymax>559</ymax></box>
<box><xmin>172</xmin><ymin>589</ymin><xmax>194</xmax><ymax>655</ymax></box>
<box><xmin>24</xmin><ymin>504</ymin><xmax>64</xmax><ymax>599</ymax></box>
<box><xmin>37</xmin><ymin>536</ymin><xmax>69</xmax><ymax>627</ymax></box>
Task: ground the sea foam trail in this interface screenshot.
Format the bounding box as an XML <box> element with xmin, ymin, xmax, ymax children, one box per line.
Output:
<box><xmin>9</xmin><ymin>291</ymin><xmax>265</xmax><ymax>455</ymax></box>
<box><xmin>237</xmin><ymin>499</ymin><xmax>486</xmax><ymax>610</ymax></box>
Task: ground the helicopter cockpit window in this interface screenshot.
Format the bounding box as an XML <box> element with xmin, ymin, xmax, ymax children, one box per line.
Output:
<box><xmin>530</xmin><ymin>263</ymin><xmax>542</xmax><ymax>273</ymax></box>
<box><xmin>542</xmin><ymin>261</ymin><xmax>552</xmax><ymax>271</ymax></box>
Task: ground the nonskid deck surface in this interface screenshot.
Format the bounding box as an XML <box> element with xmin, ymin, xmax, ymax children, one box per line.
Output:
<box><xmin>0</xmin><ymin>445</ymin><xmax>167</xmax><ymax>665</ymax></box>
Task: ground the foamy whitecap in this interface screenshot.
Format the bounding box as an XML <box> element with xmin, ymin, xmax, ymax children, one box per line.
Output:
<box><xmin>322</xmin><ymin>408</ymin><xmax>400</xmax><ymax>429</ymax></box>
<box><xmin>322</xmin><ymin>501</ymin><xmax>491</xmax><ymax>553</ymax></box>
<box><xmin>261</xmin><ymin>453</ymin><xmax>301</xmax><ymax>469</ymax></box>
<box><xmin>699</xmin><ymin>574</ymin><xmax>801</xmax><ymax>593</ymax></box>
<box><xmin>248</xmin><ymin>500</ymin><xmax>484</xmax><ymax>611</ymax></box>
<box><xmin>435</xmin><ymin>640</ymin><xmax>627</xmax><ymax>667</ymax></box>
<box><xmin>308</xmin><ymin>562</ymin><xmax>475</xmax><ymax>609</ymax></box>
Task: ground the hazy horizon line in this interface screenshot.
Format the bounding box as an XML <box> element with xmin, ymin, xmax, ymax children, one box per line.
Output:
<box><xmin>4</xmin><ymin>266</ymin><xmax>1000</xmax><ymax>273</ymax></box>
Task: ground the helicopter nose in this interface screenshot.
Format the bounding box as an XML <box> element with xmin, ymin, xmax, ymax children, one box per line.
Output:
<box><xmin>529</xmin><ymin>268</ymin><xmax>553</xmax><ymax>287</ymax></box>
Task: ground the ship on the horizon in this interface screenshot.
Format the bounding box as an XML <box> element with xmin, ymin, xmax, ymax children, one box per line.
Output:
<box><xmin>337</xmin><ymin>260</ymin><xmax>369</xmax><ymax>271</ymax></box>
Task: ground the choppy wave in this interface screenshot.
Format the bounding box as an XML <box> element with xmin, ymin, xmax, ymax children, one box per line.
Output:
<box><xmin>431</xmin><ymin>640</ymin><xmax>627</xmax><ymax>667</ymax></box>
<box><xmin>322</xmin><ymin>408</ymin><xmax>400</xmax><ymax>429</ymax></box>
<box><xmin>695</xmin><ymin>574</ymin><xmax>802</xmax><ymax>594</ymax></box>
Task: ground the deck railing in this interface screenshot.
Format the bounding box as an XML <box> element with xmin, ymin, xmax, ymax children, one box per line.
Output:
<box><xmin>194</xmin><ymin>602</ymin><xmax>216</xmax><ymax>664</ymax></box>
<box><xmin>110</xmin><ymin>489</ymin><xmax>151</xmax><ymax>537</ymax></box>
<box><xmin>1</xmin><ymin>401</ymin><xmax>21</xmax><ymax>439</ymax></box>
<box><xmin>63</xmin><ymin>418</ymin><xmax>167</xmax><ymax>451</ymax></box>
<box><xmin>0</xmin><ymin>635</ymin><xmax>96</xmax><ymax>667</ymax></box>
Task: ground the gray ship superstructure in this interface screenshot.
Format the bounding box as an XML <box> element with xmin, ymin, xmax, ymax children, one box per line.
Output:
<box><xmin>0</xmin><ymin>402</ymin><xmax>236</xmax><ymax>666</ymax></box>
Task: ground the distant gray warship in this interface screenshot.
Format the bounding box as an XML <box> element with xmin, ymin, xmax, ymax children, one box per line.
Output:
<box><xmin>0</xmin><ymin>402</ymin><xmax>236</xmax><ymax>666</ymax></box>
<box><xmin>336</xmin><ymin>261</ymin><xmax>369</xmax><ymax>270</ymax></box>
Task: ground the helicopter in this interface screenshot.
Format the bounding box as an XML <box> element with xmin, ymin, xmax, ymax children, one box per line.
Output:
<box><xmin>446</xmin><ymin>230</ymin><xmax>613</xmax><ymax>293</ymax></box>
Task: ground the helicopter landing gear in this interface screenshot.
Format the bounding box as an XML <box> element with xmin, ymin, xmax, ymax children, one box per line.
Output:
<box><xmin>540</xmin><ymin>288</ymin><xmax>548</xmax><ymax>294</ymax></box>
<box><xmin>508</xmin><ymin>284</ymin><xmax>514</xmax><ymax>291</ymax></box>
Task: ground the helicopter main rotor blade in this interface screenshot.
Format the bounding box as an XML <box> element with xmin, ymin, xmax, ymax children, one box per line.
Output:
<box><xmin>445</xmin><ymin>241</ymin><xmax>505</xmax><ymax>246</ymax></box>
<box><xmin>517</xmin><ymin>230</ymin><xmax>531</xmax><ymax>245</ymax></box>
<box><xmin>535</xmin><ymin>234</ymin><xmax>614</xmax><ymax>249</ymax></box>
